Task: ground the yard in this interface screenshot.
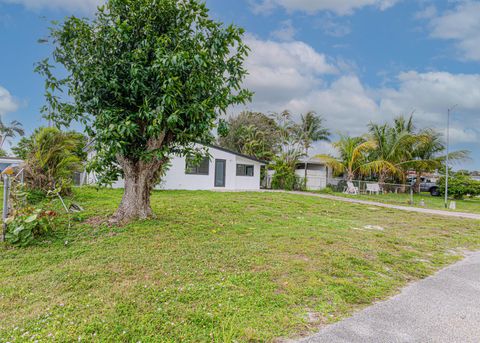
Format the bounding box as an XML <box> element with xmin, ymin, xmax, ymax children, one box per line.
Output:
<box><xmin>1</xmin><ymin>187</ymin><xmax>480</xmax><ymax>342</ymax></box>
<box><xmin>329</xmin><ymin>191</ymin><xmax>480</xmax><ymax>214</ymax></box>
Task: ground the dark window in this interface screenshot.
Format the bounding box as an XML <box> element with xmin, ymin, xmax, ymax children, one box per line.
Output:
<box><xmin>186</xmin><ymin>157</ymin><xmax>210</xmax><ymax>175</ymax></box>
<box><xmin>236</xmin><ymin>164</ymin><xmax>254</xmax><ymax>177</ymax></box>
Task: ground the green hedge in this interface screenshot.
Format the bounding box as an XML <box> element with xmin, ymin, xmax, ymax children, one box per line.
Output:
<box><xmin>438</xmin><ymin>175</ymin><xmax>480</xmax><ymax>199</ymax></box>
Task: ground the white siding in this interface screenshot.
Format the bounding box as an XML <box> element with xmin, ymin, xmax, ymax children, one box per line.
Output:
<box><xmin>83</xmin><ymin>145</ymin><xmax>264</xmax><ymax>191</ymax></box>
<box><xmin>234</xmin><ymin>156</ymin><xmax>262</xmax><ymax>190</ymax></box>
<box><xmin>295</xmin><ymin>164</ymin><xmax>328</xmax><ymax>190</ymax></box>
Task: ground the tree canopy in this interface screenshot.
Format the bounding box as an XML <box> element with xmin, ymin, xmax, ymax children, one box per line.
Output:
<box><xmin>37</xmin><ymin>0</ymin><xmax>251</xmax><ymax>222</ymax></box>
<box><xmin>218</xmin><ymin>111</ymin><xmax>280</xmax><ymax>161</ymax></box>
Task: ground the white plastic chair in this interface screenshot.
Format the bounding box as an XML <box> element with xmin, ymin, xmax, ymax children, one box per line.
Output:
<box><xmin>366</xmin><ymin>183</ymin><xmax>382</xmax><ymax>195</ymax></box>
<box><xmin>345</xmin><ymin>181</ymin><xmax>359</xmax><ymax>195</ymax></box>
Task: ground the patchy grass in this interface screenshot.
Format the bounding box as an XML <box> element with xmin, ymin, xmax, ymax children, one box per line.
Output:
<box><xmin>1</xmin><ymin>187</ymin><xmax>480</xmax><ymax>342</ymax></box>
<box><xmin>329</xmin><ymin>191</ymin><xmax>480</xmax><ymax>214</ymax></box>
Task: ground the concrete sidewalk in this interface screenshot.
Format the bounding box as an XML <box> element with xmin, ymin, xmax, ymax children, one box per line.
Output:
<box><xmin>284</xmin><ymin>191</ymin><xmax>480</xmax><ymax>220</ymax></box>
<box><xmin>296</xmin><ymin>251</ymin><xmax>480</xmax><ymax>343</ymax></box>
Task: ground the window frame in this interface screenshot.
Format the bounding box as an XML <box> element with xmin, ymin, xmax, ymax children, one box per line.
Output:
<box><xmin>185</xmin><ymin>157</ymin><xmax>210</xmax><ymax>175</ymax></box>
<box><xmin>236</xmin><ymin>164</ymin><xmax>255</xmax><ymax>177</ymax></box>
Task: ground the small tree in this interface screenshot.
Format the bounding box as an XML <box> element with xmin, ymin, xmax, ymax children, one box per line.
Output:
<box><xmin>37</xmin><ymin>0</ymin><xmax>251</xmax><ymax>223</ymax></box>
<box><xmin>24</xmin><ymin>127</ymin><xmax>85</xmax><ymax>194</ymax></box>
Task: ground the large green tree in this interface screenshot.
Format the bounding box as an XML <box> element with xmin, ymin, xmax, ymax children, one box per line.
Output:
<box><xmin>37</xmin><ymin>0</ymin><xmax>251</xmax><ymax>222</ymax></box>
<box><xmin>218</xmin><ymin>111</ymin><xmax>280</xmax><ymax>161</ymax></box>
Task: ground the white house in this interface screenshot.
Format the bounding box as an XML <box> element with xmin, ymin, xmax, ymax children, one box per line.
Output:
<box><xmin>264</xmin><ymin>157</ymin><xmax>331</xmax><ymax>191</ymax></box>
<box><xmin>83</xmin><ymin>144</ymin><xmax>266</xmax><ymax>191</ymax></box>
<box><xmin>295</xmin><ymin>157</ymin><xmax>331</xmax><ymax>191</ymax></box>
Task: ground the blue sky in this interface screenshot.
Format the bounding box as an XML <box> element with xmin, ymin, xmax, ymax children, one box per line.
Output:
<box><xmin>0</xmin><ymin>0</ymin><xmax>479</xmax><ymax>169</ymax></box>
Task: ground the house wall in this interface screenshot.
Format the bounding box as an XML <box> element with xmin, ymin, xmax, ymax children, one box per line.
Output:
<box><xmin>234</xmin><ymin>156</ymin><xmax>263</xmax><ymax>190</ymax></box>
<box><xmin>295</xmin><ymin>164</ymin><xmax>328</xmax><ymax>190</ymax></box>
<box><xmin>83</xmin><ymin>146</ymin><xmax>264</xmax><ymax>191</ymax></box>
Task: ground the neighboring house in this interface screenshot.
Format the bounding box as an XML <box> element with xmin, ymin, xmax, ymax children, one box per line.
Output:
<box><xmin>264</xmin><ymin>157</ymin><xmax>331</xmax><ymax>191</ymax></box>
<box><xmin>82</xmin><ymin>144</ymin><xmax>266</xmax><ymax>191</ymax></box>
<box><xmin>295</xmin><ymin>157</ymin><xmax>331</xmax><ymax>191</ymax></box>
<box><xmin>0</xmin><ymin>157</ymin><xmax>23</xmax><ymax>173</ymax></box>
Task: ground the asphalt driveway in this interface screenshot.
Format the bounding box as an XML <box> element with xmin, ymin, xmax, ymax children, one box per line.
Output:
<box><xmin>296</xmin><ymin>251</ymin><xmax>480</xmax><ymax>343</ymax></box>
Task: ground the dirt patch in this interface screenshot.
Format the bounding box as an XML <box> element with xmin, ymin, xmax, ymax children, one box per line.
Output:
<box><xmin>85</xmin><ymin>215</ymin><xmax>109</xmax><ymax>227</ymax></box>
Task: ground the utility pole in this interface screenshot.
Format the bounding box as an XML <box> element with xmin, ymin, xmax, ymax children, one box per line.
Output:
<box><xmin>445</xmin><ymin>104</ymin><xmax>457</xmax><ymax>209</ymax></box>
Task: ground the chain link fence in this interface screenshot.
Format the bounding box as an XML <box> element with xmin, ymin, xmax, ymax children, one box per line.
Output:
<box><xmin>326</xmin><ymin>178</ymin><xmax>414</xmax><ymax>195</ymax></box>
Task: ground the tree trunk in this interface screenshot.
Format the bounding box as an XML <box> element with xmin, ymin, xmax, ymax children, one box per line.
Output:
<box><xmin>110</xmin><ymin>156</ymin><xmax>163</xmax><ymax>224</ymax></box>
<box><xmin>378</xmin><ymin>171</ymin><xmax>386</xmax><ymax>185</ymax></box>
<box><xmin>415</xmin><ymin>171</ymin><xmax>422</xmax><ymax>194</ymax></box>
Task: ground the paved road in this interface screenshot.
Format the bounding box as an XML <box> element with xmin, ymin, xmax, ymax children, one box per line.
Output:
<box><xmin>285</xmin><ymin>191</ymin><xmax>480</xmax><ymax>220</ymax></box>
<box><xmin>296</xmin><ymin>251</ymin><xmax>480</xmax><ymax>343</ymax></box>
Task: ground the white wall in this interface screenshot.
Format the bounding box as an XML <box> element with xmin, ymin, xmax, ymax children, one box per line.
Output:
<box><xmin>234</xmin><ymin>156</ymin><xmax>262</xmax><ymax>190</ymax></box>
<box><xmin>83</xmin><ymin>146</ymin><xmax>264</xmax><ymax>191</ymax></box>
<box><xmin>295</xmin><ymin>164</ymin><xmax>328</xmax><ymax>190</ymax></box>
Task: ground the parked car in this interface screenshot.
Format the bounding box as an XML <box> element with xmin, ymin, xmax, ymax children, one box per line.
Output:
<box><xmin>408</xmin><ymin>176</ymin><xmax>440</xmax><ymax>196</ymax></box>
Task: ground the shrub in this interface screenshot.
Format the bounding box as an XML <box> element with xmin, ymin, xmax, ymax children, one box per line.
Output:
<box><xmin>5</xmin><ymin>207</ymin><xmax>56</xmax><ymax>247</ymax></box>
<box><xmin>270</xmin><ymin>159</ymin><xmax>305</xmax><ymax>191</ymax></box>
<box><xmin>438</xmin><ymin>175</ymin><xmax>480</xmax><ymax>200</ymax></box>
<box><xmin>23</xmin><ymin>127</ymin><xmax>85</xmax><ymax>195</ymax></box>
<box><xmin>5</xmin><ymin>183</ymin><xmax>57</xmax><ymax>247</ymax></box>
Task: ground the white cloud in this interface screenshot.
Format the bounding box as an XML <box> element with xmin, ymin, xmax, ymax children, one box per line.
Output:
<box><xmin>285</xmin><ymin>75</ymin><xmax>381</xmax><ymax>135</ymax></box>
<box><xmin>428</xmin><ymin>1</ymin><xmax>480</xmax><ymax>61</ymax></box>
<box><xmin>241</xmin><ymin>37</ymin><xmax>480</xmax><ymax>149</ymax></box>
<box><xmin>0</xmin><ymin>86</ymin><xmax>19</xmax><ymax>116</ymax></box>
<box><xmin>271</xmin><ymin>20</ymin><xmax>296</xmax><ymax>41</ymax></box>
<box><xmin>252</xmin><ymin>0</ymin><xmax>400</xmax><ymax>15</ymax></box>
<box><xmin>414</xmin><ymin>4</ymin><xmax>437</xmax><ymax>20</ymax></box>
<box><xmin>1</xmin><ymin>0</ymin><xmax>103</xmax><ymax>13</ymax></box>
<box><xmin>244</xmin><ymin>36</ymin><xmax>337</xmax><ymax>105</ymax></box>
<box><xmin>378</xmin><ymin>71</ymin><xmax>480</xmax><ymax>144</ymax></box>
<box><xmin>317</xmin><ymin>17</ymin><xmax>351</xmax><ymax>37</ymax></box>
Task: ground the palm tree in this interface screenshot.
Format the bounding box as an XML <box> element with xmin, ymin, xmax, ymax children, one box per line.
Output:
<box><xmin>367</xmin><ymin>118</ymin><xmax>415</xmax><ymax>183</ymax></box>
<box><xmin>0</xmin><ymin>119</ymin><xmax>24</xmax><ymax>150</ymax></box>
<box><xmin>295</xmin><ymin>111</ymin><xmax>330</xmax><ymax>179</ymax></box>
<box><xmin>25</xmin><ymin>127</ymin><xmax>83</xmax><ymax>194</ymax></box>
<box><xmin>296</xmin><ymin>111</ymin><xmax>330</xmax><ymax>156</ymax></box>
<box><xmin>403</xmin><ymin>129</ymin><xmax>470</xmax><ymax>192</ymax></box>
<box><xmin>316</xmin><ymin>135</ymin><xmax>396</xmax><ymax>181</ymax></box>
<box><xmin>393</xmin><ymin>114</ymin><xmax>415</xmax><ymax>134</ymax></box>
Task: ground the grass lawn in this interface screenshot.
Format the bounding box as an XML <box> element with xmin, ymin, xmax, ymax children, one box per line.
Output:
<box><xmin>328</xmin><ymin>191</ymin><xmax>480</xmax><ymax>214</ymax></box>
<box><xmin>1</xmin><ymin>187</ymin><xmax>480</xmax><ymax>342</ymax></box>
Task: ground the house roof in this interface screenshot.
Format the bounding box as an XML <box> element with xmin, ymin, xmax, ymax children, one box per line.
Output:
<box><xmin>83</xmin><ymin>139</ymin><xmax>267</xmax><ymax>165</ymax></box>
<box><xmin>207</xmin><ymin>144</ymin><xmax>267</xmax><ymax>164</ymax></box>
<box><xmin>298</xmin><ymin>156</ymin><xmax>327</xmax><ymax>165</ymax></box>
<box><xmin>0</xmin><ymin>156</ymin><xmax>23</xmax><ymax>162</ymax></box>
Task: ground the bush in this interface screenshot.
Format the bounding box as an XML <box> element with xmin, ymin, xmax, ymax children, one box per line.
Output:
<box><xmin>22</xmin><ymin>127</ymin><xmax>85</xmax><ymax>195</ymax></box>
<box><xmin>5</xmin><ymin>183</ymin><xmax>57</xmax><ymax>247</ymax></box>
<box><xmin>270</xmin><ymin>161</ymin><xmax>305</xmax><ymax>191</ymax></box>
<box><xmin>438</xmin><ymin>175</ymin><xmax>480</xmax><ymax>200</ymax></box>
<box><xmin>5</xmin><ymin>207</ymin><xmax>56</xmax><ymax>247</ymax></box>
<box><xmin>26</xmin><ymin>189</ymin><xmax>47</xmax><ymax>205</ymax></box>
